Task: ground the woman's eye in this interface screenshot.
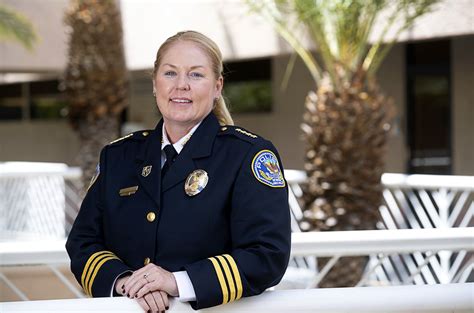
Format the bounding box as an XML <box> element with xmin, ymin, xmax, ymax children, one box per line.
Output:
<box><xmin>164</xmin><ymin>71</ymin><xmax>176</xmax><ymax>77</ymax></box>
<box><xmin>190</xmin><ymin>72</ymin><xmax>204</xmax><ymax>78</ymax></box>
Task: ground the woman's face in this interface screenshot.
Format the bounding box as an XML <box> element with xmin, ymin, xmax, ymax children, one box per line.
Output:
<box><xmin>153</xmin><ymin>41</ymin><xmax>223</xmax><ymax>129</ymax></box>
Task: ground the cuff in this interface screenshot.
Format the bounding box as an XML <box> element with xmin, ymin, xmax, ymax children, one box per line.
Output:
<box><xmin>184</xmin><ymin>254</ymin><xmax>243</xmax><ymax>310</ymax></box>
<box><xmin>172</xmin><ymin>271</ymin><xmax>196</xmax><ymax>302</ymax></box>
<box><xmin>110</xmin><ymin>270</ymin><xmax>133</xmax><ymax>297</ymax></box>
<box><xmin>80</xmin><ymin>250</ymin><xmax>131</xmax><ymax>297</ymax></box>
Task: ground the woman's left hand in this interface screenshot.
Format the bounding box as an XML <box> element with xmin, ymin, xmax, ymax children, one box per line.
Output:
<box><xmin>123</xmin><ymin>263</ymin><xmax>179</xmax><ymax>299</ymax></box>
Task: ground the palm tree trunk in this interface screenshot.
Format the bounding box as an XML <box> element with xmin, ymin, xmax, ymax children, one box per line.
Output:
<box><xmin>300</xmin><ymin>81</ymin><xmax>394</xmax><ymax>287</ymax></box>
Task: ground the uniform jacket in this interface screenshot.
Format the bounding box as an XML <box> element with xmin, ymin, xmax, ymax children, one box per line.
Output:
<box><xmin>66</xmin><ymin>113</ymin><xmax>291</xmax><ymax>309</ymax></box>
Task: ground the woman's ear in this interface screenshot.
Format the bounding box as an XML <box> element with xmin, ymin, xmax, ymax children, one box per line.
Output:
<box><xmin>215</xmin><ymin>76</ymin><xmax>223</xmax><ymax>99</ymax></box>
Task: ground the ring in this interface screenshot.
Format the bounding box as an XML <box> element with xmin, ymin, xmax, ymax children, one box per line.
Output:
<box><xmin>143</xmin><ymin>273</ymin><xmax>150</xmax><ymax>282</ymax></box>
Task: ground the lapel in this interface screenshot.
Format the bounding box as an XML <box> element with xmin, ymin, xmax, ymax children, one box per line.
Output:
<box><xmin>161</xmin><ymin>113</ymin><xmax>220</xmax><ymax>193</ymax></box>
<box><xmin>135</xmin><ymin>120</ymin><xmax>163</xmax><ymax>208</ymax></box>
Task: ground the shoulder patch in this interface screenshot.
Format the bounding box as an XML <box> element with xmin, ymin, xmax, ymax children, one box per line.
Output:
<box><xmin>251</xmin><ymin>150</ymin><xmax>286</xmax><ymax>188</ymax></box>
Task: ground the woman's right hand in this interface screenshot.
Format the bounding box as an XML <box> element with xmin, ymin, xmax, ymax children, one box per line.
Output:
<box><xmin>136</xmin><ymin>290</ymin><xmax>169</xmax><ymax>313</ymax></box>
<box><xmin>115</xmin><ymin>274</ymin><xmax>170</xmax><ymax>312</ymax></box>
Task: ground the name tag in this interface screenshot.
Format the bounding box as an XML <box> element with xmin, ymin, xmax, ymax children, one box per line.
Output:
<box><xmin>119</xmin><ymin>186</ymin><xmax>138</xmax><ymax>196</ymax></box>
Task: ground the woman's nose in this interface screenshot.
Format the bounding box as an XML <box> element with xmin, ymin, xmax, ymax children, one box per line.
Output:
<box><xmin>176</xmin><ymin>74</ymin><xmax>190</xmax><ymax>91</ymax></box>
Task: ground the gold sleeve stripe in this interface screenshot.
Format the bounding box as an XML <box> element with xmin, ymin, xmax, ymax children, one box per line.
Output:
<box><xmin>81</xmin><ymin>251</ymin><xmax>113</xmax><ymax>292</ymax></box>
<box><xmin>223</xmin><ymin>254</ymin><xmax>243</xmax><ymax>300</ymax></box>
<box><xmin>208</xmin><ymin>257</ymin><xmax>229</xmax><ymax>304</ymax></box>
<box><xmin>216</xmin><ymin>255</ymin><xmax>236</xmax><ymax>302</ymax></box>
<box><xmin>87</xmin><ymin>255</ymin><xmax>119</xmax><ymax>296</ymax></box>
<box><xmin>84</xmin><ymin>253</ymin><xmax>117</xmax><ymax>295</ymax></box>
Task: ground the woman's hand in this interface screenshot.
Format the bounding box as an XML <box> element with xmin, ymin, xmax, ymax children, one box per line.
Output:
<box><xmin>123</xmin><ymin>263</ymin><xmax>179</xmax><ymax>299</ymax></box>
<box><xmin>114</xmin><ymin>275</ymin><xmax>130</xmax><ymax>296</ymax></box>
<box><xmin>136</xmin><ymin>290</ymin><xmax>169</xmax><ymax>313</ymax></box>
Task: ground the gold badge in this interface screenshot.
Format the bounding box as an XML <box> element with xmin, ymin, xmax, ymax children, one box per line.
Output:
<box><xmin>142</xmin><ymin>165</ymin><xmax>152</xmax><ymax>177</ymax></box>
<box><xmin>185</xmin><ymin>169</ymin><xmax>209</xmax><ymax>196</ymax></box>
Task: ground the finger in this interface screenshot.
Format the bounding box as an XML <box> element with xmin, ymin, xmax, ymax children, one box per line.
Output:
<box><xmin>136</xmin><ymin>296</ymin><xmax>150</xmax><ymax>313</ymax></box>
<box><xmin>123</xmin><ymin>274</ymin><xmax>141</xmax><ymax>295</ymax></box>
<box><xmin>124</xmin><ymin>270</ymin><xmax>151</xmax><ymax>295</ymax></box>
<box><xmin>145</xmin><ymin>292</ymin><xmax>159</xmax><ymax>313</ymax></box>
<box><xmin>136</xmin><ymin>282</ymin><xmax>155</xmax><ymax>299</ymax></box>
<box><xmin>124</xmin><ymin>264</ymin><xmax>156</xmax><ymax>293</ymax></box>
<box><xmin>160</xmin><ymin>291</ymin><xmax>169</xmax><ymax>310</ymax></box>
<box><xmin>128</xmin><ymin>277</ymin><xmax>149</xmax><ymax>298</ymax></box>
<box><xmin>151</xmin><ymin>290</ymin><xmax>166</xmax><ymax>312</ymax></box>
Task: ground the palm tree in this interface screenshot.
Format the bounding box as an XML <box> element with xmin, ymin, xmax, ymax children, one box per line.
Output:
<box><xmin>62</xmin><ymin>0</ymin><xmax>128</xmax><ymax>192</ymax></box>
<box><xmin>0</xmin><ymin>3</ymin><xmax>37</xmax><ymax>50</ymax></box>
<box><xmin>247</xmin><ymin>0</ymin><xmax>440</xmax><ymax>287</ymax></box>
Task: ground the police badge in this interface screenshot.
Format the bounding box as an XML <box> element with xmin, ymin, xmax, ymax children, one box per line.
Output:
<box><xmin>185</xmin><ymin>169</ymin><xmax>209</xmax><ymax>196</ymax></box>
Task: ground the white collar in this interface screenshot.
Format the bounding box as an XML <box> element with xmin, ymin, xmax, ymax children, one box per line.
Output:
<box><xmin>161</xmin><ymin>121</ymin><xmax>202</xmax><ymax>154</ymax></box>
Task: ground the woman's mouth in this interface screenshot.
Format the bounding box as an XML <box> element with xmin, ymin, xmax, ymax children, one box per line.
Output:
<box><xmin>170</xmin><ymin>97</ymin><xmax>192</xmax><ymax>104</ymax></box>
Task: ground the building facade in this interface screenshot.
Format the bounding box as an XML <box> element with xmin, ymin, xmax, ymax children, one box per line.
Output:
<box><xmin>1</xmin><ymin>0</ymin><xmax>473</xmax><ymax>174</ymax></box>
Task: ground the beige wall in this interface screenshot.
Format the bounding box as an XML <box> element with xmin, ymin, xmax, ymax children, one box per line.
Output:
<box><xmin>376</xmin><ymin>44</ymin><xmax>408</xmax><ymax>173</ymax></box>
<box><xmin>452</xmin><ymin>36</ymin><xmax>474</xmax><ymax>175</ymax></box>
<box><xmin>3</xmin><ymin>0</ymin><xmax>474</xmax><ymax>73</ymax></box>
<box><xmin>0</xmin><ymin>121</ymin><xmax>79</xmax><ymax>164</ymax></box>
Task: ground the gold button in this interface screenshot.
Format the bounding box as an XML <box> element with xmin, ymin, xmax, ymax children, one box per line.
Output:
<box><xmin>146</xmin><ymin>212</ymin><xmax>156</xmax><ymax>222</ymax></box>
<box><xmin>142</xmin><ymin>131</ymin><xmax>149</xmax><ymax>136</ymax></box>
<box><xmin>144</xmin><ymin>257</ymin><xmax>150</xmax><ymax>265</ymax></box>
<box><xmin>221</xmin><ymin>127</ymin><xmax>227</xmax><ymax>131</ymax></box>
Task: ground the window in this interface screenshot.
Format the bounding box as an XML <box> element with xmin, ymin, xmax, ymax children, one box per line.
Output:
<box><xmin>406</xmin><ymin>40</ymin><xmax>451</xmax><ymax>174</ymax></box>
<box><xmin>0</xmin><ymin>83</ymin><xmax>23</xmax><ymax>120</ymax></box>
<box><xmin>223</xmin><ymin>58</ymin><xmax>272</xmax><ymax>113</ymax></box>
<box><xmin>0</xmin><ymin>79</ymin><xmax>67</xmax><ymax>120</ymax></box>
<box><xmin>30</xmin><ymin>80</ymin><xmax>67</xmax><ymax>119</ymax></box>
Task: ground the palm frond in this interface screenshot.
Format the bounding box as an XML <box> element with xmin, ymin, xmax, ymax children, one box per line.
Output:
<box><xmin>246</xmin><ymin>0</ymin><xmax>323</xmax><ymax>83</ymax></box>
<box><xmin>0</xmin><ymin>4</ymin><xmax>37</xmax><ymax>50</ymax></box>
<box><xmin>247</xmin><ymin>0</ymin><xmax>440</xmax><ymax>89</ymax></box>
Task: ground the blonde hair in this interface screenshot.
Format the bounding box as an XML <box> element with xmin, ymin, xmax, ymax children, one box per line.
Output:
<box><xmin>153</xmin><ymin>31</ymin><xmax>233</xmax><ymax>126</ymax></box>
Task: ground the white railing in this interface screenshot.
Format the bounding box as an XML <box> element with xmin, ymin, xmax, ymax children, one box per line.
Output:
<box><xmin>285</xmin><ymin>170</ymin><xmax>474</xmax><ymax>287</ymax></box>
<box><xmin>1</xmin><ymin>165</ymin><xmax>472</xmax><ymax>300</ymax></box>
<box><xmin>0</xmin><ymin>162</ymin><xmax>82</xmax><ymax>237</ymax></box>
<box><xmin>1</xmin><ymin>283</ymin><xmax>472</xmax><ymax>312</ymax></box>
<box><xmin>1</xmin><ymin>228</ymin><xmax>473</xmax><ymax>300</ymax></box>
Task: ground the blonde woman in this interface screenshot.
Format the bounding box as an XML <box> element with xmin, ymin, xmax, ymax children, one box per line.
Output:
<box><xmin>67</xmin><ymin>31</ymin><xmax>290</xmax><ymax>312</ymax></box>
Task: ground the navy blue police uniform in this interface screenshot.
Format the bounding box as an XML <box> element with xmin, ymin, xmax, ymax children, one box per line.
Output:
<box><xmin>66</xmin><ymin>112</ymin><xmax>291</xmax><ymax>309</ymax></box>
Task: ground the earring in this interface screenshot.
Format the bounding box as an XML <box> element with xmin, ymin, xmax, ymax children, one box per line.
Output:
<box><xmin>153</xmin><ymin>90</ymin><xmax>156</xmax><ymax>97</ymax></box>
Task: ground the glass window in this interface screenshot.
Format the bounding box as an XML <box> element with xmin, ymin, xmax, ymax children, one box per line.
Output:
<box><xmin>224</xmin><ymin>58</ymin><xmax>272</xmax><ymax>113</ymax></box>
<box><xmin>407</xmin><ymin>40</ymin><xmax>451</xmax><ymax>174</ymax></box>
<box><xmin>0</xmin><ymin>83</ymin><xmax>23</xmax><ymax>120</ymax></box>
<box><xmin>30</xmin><ymin>80</ymin><xmax>67</xmax><ymax>119</ymax></box>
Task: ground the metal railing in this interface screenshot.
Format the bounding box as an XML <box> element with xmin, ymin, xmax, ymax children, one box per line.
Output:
<box><xmin>1</xmin><ymin>283</ymin><xmax>472</xmax><ymax>312</ymax></box>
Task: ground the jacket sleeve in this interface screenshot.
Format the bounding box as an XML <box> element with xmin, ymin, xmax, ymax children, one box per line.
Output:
<box><xmin>184</xmin><ymin>141</ymin><xmax>291</xmax><ymax>309</ymax></box>
<box><xmin>65</xmin><ymin>147</ymin><xmax>131</xmax><ymax>297</ymax></box>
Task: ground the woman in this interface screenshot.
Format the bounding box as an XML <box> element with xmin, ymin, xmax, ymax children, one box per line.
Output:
<box><xmin>66</xmin><ymin>31</ymin><xmax>291</xmax><ymax>312</ymax></box>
